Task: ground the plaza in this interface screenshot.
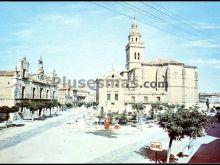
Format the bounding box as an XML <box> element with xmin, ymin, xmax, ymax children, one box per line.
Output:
<box><xmin>0</xmin><ymin>107</ymin><xmax>218</xmax><ymax>163</ymax></box>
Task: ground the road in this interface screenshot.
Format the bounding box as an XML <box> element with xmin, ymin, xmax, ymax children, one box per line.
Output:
<box><xmin>0</xmin><ymin>110</ymin><xmax>85</xmax><ymax>151</ymax></box>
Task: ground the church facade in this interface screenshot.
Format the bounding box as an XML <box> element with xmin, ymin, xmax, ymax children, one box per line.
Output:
<box><xmin>96</xmin><ymin>20</ymin><xmax>199</xmax><ymax>113</ymax></box>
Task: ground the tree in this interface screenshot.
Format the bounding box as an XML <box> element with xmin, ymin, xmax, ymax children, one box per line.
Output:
<box><xmin>57</xmin><ymin>102</ymin><xmax>63</xmax><ymax>111</ymax></box>
<box><xmin>77</xmin><ymin>102</ymin><xmax>84</xmax><ymax>107</ymax></box>
<box><xmin>157</xmin><ymin>104</ymin><xmax>209</xmax><ymax>163</ymax></box>
<box><xmin>85</xmin><ymin>102</ymin><xmax>92</xmax><ymax>110</ymax></box>
<box><xmin>92</xmin><ymin>101</ymin><xmax>99</xmax><ymax>110</ymax></box>
<box><xmin>65</xmin><ymin>103</ymin><xmax>73</xmax><ymax>109</ymax></box>
<box><xmin>132</xmin><ymin>103</ymin><xmax>145</xmax><ymax>130</ymax></box>
<box><xmin>118</xmin><ymin>110</ymin><xmax>128</xmax><ymax>124</ymax></box>
<box><xmin>132</xmin><ymin>103</ymin><xmax>145</xmax><ymax>112</ymax></box>
<box><xmin>27</xmin><ymin>101</ymin><xmax>39</xmax><ymax>121</ymax></box>
<box><xmin>150</xmin><ymin>102</ymin><xmax>163</xmax><ymax>119</ymax></box>
<box><xmin>38</xmin><ymin>102</ymin><xmax>46</xmax><ymax>117</ymax></box>
<box><xmin>97</xmin><ymin>108</ymin><xmax>105</xmax><ymax>124</ymax></box>
<box><xmin>46</xmin><ymin>100</ymin><xmax>58</xmax><ymax>116</ymax></box>
<box><xmin>0</xmin><ymin>106</ymin><xmax>19</xmax><ymax>128</ymax></box>
<box><xmin>16</xmin><ymin>100</ymin><xmax>29</xmax><ymax>113</ymax></box>
<box><xmin>51</xmin><ymin>100</ymin><xmax>59</xmax><ymax>116</ymax></box>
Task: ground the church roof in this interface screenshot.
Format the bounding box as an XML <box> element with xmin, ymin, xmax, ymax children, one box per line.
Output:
<box><xmin>142</xmin><ymin>58</ymin><xmax>196</xmax><ymax>68</ymax></box>
<box><xmin>146</xmin><ymin>58</ymin><xmax>183</xmax><ymax>65</ymax></box>
<box><xmin>96</xmin><ymin>69</ymin><xmax>123</xmax><ymax>81</ymax></box>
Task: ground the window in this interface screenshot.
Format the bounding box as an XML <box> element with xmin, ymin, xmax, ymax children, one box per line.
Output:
<box><xmin>107</xmin><ymin>94</ymin><xmax>111</xmax><ymax>101</ymax></box>
<box><xmin>132</xmin><ymin>96</ymin><xmax>135</xmax><ymax>103</ymax></box>
<box><xmin>134</xmin><ymin>52</ymin><xmax>136</xmax><ymax>59</ymax></box>
<box><xmin>53</xmin><ymin>91</ymin><xmax>55</xmax><ymax>99</ymax></box>
<box><xmin>40</xmin><ymin>88</ymin><xmax>43</xmax><ymax>99</ymax></box>
<box><xmin>144</xmin><ymin>96</ymin><xmax>148</xmax><ymax>103</ymax></box>
<box><xmin>195</xmin><ymin>72</ymin><xmax>198</xmax><ymax>79</ymax></box>
<box><xmin>136</xmin><ymin>37</ymin><xmax>137</xmax><ymax>42</ymax></box>
<box><xmin>112</xmin><ymin>74</ymin><xmax>114</xmax><ymax>78</ymax></box>
<box><xmin>115</xmin><ymin>94</ymin><xmax>118</xmax><ymax>101</ymax></box>
<box><xmin>32</xmin><ymin>88</ymin><xmax>35</xmax><ymax>98</ymax></box>
<box><xmin>138</xmin><ymin>53</ymin><xmax>140</xmax><ymax>59</ymax></box>
<box><xmin>21</xmin><ymin>87</ymin><xmax>25</xmax><ymax>98</ymax></box>
<box><xmin>22</xmin><ymin>69</ymin><xmax>26</xmax><ymax>78</ymax></box>
<box><xmin>46</xmin><ymin>90</ymin><xmax>49</xmax><ymax>99</ymax></box>
<box><xmin>157</xmin><ymin>97</ymin><xmax>161</xmax><ymax>101</ymax></box>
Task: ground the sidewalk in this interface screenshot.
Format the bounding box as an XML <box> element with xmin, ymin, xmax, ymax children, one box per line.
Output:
<box><xmin>188</xmin><ymin>121</ymin><xmax>220</xmax><ymax>163</ymax></box>
<box><xmin>0</xmin><ymin>107</ymin><xmax>85</xmax><ymax>144</ymax></box>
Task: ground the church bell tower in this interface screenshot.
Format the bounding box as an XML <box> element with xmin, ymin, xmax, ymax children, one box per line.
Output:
<box><xmin>125</xmin><ymin>19</ymin><xmax>145</xmax><ymax>70</ymax></box>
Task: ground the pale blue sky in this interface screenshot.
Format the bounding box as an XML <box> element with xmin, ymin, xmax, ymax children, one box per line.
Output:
<box><xmin>0</xmin><ymin>2</ymin><xmax>220</xmax><ymax>93</ymax></box>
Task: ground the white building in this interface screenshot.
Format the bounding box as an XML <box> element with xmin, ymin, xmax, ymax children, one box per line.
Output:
<box><xmin>0</xmin><ymin>57</ymin><xmax>57</xmax><ymax>107</ymax></box>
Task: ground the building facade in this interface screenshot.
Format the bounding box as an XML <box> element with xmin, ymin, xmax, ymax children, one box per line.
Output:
<box><xmin>199</xmin><ymin>92</ymin><xmax>220</xmax><ymax>110</ymax></box>
<box><xmin>57</xmin><ymin>85</ymin><xmax>96</xmax><ymax>106</ymax></box>
<box><xmin>0</xmin><ymin>57</ymin><xmax>58</xmax><ymax>107</ymax></box>
<box><xmin>96</xmin><ymin>20</ymin><xmax>199</xmax><ymax>113</ymax></box>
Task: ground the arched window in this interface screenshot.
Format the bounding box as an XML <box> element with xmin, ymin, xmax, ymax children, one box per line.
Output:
<box><xmin>138</xmin><ymin>53</ymin><xmax>140</xmax><ymax>59</ymax></box>
<box><xmin>21</xmin><ymin>86</ymin><xmax>25</xmax><ymax>98</ymax></box>
<box><xmin>136</xmin><ymin>37</ymin><xmax>137</xmax><ymax>42</ymax></box>
<box><xmin>134</xmin><ymin>52</ymin><xmax>136</xmax><ymax>59</ymax></box>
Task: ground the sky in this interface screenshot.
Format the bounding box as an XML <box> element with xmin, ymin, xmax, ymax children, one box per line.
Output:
<box><xmin>0</xmin><ymin>2</ymin><xmax>220</xmax><ymax>93</ymax></box>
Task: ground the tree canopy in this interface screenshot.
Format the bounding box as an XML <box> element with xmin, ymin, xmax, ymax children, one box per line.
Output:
<box><xmin>132</xmin><ymin>103</ymin><xmax>145</xmax><ymax>112</ymax></box>
<box><xmin>157</xmin><ymin>104</ymin><xmax>209</xmax><ymax>163</ymax></box>
<box><xmin>158</xmin><ymin>105</ymin><xmax>209</xmax><ymax>140</ymax></box>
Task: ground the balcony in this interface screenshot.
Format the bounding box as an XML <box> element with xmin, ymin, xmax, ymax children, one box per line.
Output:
<box><xmin>15</xmin><ymin>98</ymin><xmax>57</xmax><ymax>102</ymax></box>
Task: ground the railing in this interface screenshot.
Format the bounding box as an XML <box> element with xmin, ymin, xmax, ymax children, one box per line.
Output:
<box><xmin>15</xmin><ymin>98</ymin><xmax>57</xmax><ymax>102</ymax></box>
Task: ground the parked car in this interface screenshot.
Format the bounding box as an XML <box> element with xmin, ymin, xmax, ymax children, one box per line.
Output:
<box><xmin>206</xmin><ymin>109</ymin><xmax>217</xmax><ymax>117</ymax></box>
<box><xmin>216</xmin><ymin>107</ymin><xmax>220</xmax><ymax>112</ymax></box>
<box><xmin>216</xmin><ymin>107</ymin><xmax>220</xmax><ymax>121</ymax></box>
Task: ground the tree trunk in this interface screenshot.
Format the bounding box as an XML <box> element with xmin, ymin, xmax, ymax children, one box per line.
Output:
<box><xmin>5</xmin><ymin>120</ymin><xmax>8</xmax><ymax>129</ymax></box>
<box><xmin>55</xmin><ymin>107</ymin><xmax>57</xmax><ymax>116</ymax></box>
<box><xmin>50</xmin><ymin>108</ymin><xmax>52</xmax><ymax>116</ymax></box>
<box><xmin>39</xmin><ymin>108</ymin><xmax>42</xmax><ymax>117</ymax></box>
<box><xmin>166</xmin><ymin>138</ymin><xmax>173</xmax><ymax>163</ymax></box>
<box><xmin>32</xmin><ymin>111</ymin><xmax>34</xmax><ymax>121</ymax></box>
<box><xmin>151</xmin><ymin>108</ymin><xmax>154</xmax><ymax>119</ymax></box>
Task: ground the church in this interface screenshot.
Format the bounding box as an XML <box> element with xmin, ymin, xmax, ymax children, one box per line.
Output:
<box><xmin>96</xmin><ymin>19</ymin><xmax>199</xmax><ymax>113</ymax></box>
